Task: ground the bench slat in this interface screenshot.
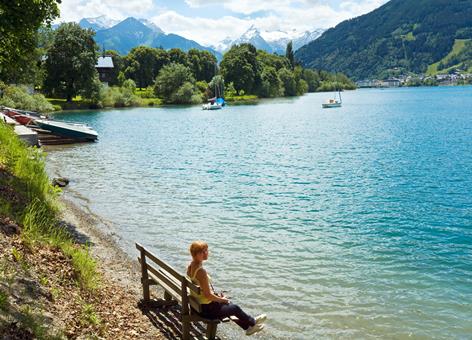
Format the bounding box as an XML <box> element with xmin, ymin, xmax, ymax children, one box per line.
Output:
<box><xmin>147</xmin><ymin>270</ymin><xmax>183</xmax><ymax>303</ymax></box>
<box><xmin>137</xmin><ymin>245</ymin><xmax>183</xmax><ymax>282</ymax></box>
<box><xmin>147</xmin><ymin>261</ymin><xmax>182</xmax><ymax>297</ymax></box>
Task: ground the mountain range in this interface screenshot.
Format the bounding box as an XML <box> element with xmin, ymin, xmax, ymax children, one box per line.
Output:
<box><xmin>78</xmin><ymin>16</ymin><xmax>221</xmax><ymax>58</ymax></box>
<box><xmin>212</xmin><ymin>26</ymin><xmax>325</xmax><ymax>54</ymax></box>
<box><xmin>295</xmin><ymin>0</ymin><xmax>472</xmax><ymax>80</ymax></box>
<box><xmin>76</xmin><ymin>16</ymin><xmax>323</xmax><ymax>58</ymax></box>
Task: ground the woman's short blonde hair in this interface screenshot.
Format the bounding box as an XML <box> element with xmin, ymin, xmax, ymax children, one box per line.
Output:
<box><xmin>189</xmin><ymin>241</ymin><xmax>208</xmax><ymax>257</ymax></box>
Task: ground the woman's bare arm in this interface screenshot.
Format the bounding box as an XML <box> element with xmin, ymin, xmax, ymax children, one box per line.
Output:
<box><xmin>196</xmin><ymin>269</ymin><xmax>229</xmax><ymax>304</ymax></box>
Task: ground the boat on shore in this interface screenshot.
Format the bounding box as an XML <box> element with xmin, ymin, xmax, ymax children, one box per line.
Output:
<box><xmin>33</xmin><ymin>118</ymin><xmax>98</xmax><ymax>142</ymax></box>
<box><xmin>1</xmin><ymin>107</ymin><xmax>98</xmax><ymax>143</ymax></box>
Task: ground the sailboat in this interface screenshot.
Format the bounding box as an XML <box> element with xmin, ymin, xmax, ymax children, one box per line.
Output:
<box><xmin>202</xmin><ymin>68</ymin><xmax>225</xmax><ymax>110</ymax></box>
<box><xmin>322</xmin><ymin>78</ymin><xmax>342</xmax><ymax>108</ymax></box>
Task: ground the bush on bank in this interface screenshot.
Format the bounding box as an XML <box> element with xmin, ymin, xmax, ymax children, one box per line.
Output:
<box><xmin>0</xmin><ymin>83</ymin><xmax>55</xmax><ymax>112</ymax></box>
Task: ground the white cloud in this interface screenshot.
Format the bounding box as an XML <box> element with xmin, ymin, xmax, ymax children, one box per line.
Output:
<box><xmin>339</xmin><ymin>0</ymin><xmax>388</xmax><ymax>16</ymax></box>
<box><xmin>57</xmin><ymin>0</ymin><xmax>158</xmax><ymax>22</ymax></box>
<box><xmin>150</xmin><ymin>11</ymin><xmax>250</xmax><ymax>45</ymax></box>
<box><xmin>57</xmin><ymin>0</ymin><xmax>390</xmax><ymax>46</ymax></box>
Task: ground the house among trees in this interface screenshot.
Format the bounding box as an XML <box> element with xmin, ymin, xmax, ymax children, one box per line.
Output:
<box><xmin>96</xmin><ymin>56</ymin><xmax>114</xmax><ymax>85</ymax></box>
<box><xmin>381</xmin><ymin>78</ymin><xmax>401</xmax><ymax>87</ymax></box>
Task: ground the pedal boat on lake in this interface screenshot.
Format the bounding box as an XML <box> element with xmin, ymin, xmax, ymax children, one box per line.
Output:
<box><xmin>33</xmin><ymin>118</ymin><xmax>98</xmax><ymax>141</ymax></box>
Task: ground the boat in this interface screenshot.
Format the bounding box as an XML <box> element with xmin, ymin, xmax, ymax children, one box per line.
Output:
<box><xmin>33</xmin><ymin>118</ymin><xmax>98</xmax><ymax>141</ymax></box>
<box><xmin>322</xmin><ymin>98</ymin><xmax>342</xmax><ymax>108</ymax></box>
<box><xmin>202</xmin><ymin>71</ymin><xmax>226</xmax><ymax>110</ymax></box>
<box><xmin>1</xmin><ymin>106</ymin><xmax>98</xmax><ymax>143</ymax></box>
<box><xmin>322</xmin><ymin>77</ymin><xmax>343</xmax><ymax>108</ymax></box>
<box><xmin>202</xmin><ymin>101</ymin><xmax>222</xmax><ymax>110</ymax></box>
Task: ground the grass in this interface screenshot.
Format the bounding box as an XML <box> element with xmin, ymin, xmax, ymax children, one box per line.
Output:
<box><xmin>427</xmin><ymin>39</ymin><xmax>470</xmax><ymax>75</ymax></box>
<box><xmin>225</xmin><ymin>94</ymin><xmax>259</xmax><ymax>104</ymax></box>
<box><xmin>0</xmin><ymin>122</ymin><xmax>99</xmax><ymax>291</ymax></box>
<box><xmin>0</xmin><ymin>289</ymin><xmax>7</xmax><ymax>311</ymax></box>
<box><xmin>139</xmin><ymin>97</ymin><xmax>163</xmax><ymax>106</ymax></box>
<box><xmin>80</xmin><ymin>303</ymin><xmax>101</xmax><ymax>327</ymax></box>
<box><xmin>18</xmin><ymin>305</ymin><xmax>64</xmax><ymax>340</ymax></box>
<box><xmin>47</xmin><ymin>97</ymin><xmax>93</xmax><ymax>111</ymax></box>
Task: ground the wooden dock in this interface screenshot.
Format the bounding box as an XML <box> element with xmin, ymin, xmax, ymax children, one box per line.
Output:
<box><xmin>1</xmin><ymin>113</ymin><xmax>39</xmax><ymax>146</ymax></box>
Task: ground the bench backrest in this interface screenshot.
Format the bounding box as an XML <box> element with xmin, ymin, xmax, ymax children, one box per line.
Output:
<box><xmin>136</xmin><ymin>243</ymin><xmax>204</xmax><ymax>313</ymax></box>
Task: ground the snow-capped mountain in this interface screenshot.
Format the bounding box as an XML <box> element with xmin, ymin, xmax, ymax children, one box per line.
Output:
<box><xmin>76</xmin><ymin>17</ymin><xmax>221</xmax><ymax>58</ymax></box>
<box><xmin>212</xmin><ymin>37</ymin><xmax>234</xmax><ymax>53</ymax></box>
<box><xmin>292</xmin><ymin>29</ymin><xmax>325</xmax><ymax>50</ymax></box>
<box><xmin>138</xmin><ymin>18</ymin><xmax>164</xmax><ymax>34</ymax></box>
<box><xmin>79</xmin><ymin>15</ymin><xmax>120</xmax><ymax>31</ymax></box>
<box><xmin>213</xmin><ymin>26</ymin><xmax>325</xmax><ymax>54</ymax></box>
<box><xmin>231</xmin><ymin>25</ymin><xmax>274</xmax><ymax>53</ymax></box>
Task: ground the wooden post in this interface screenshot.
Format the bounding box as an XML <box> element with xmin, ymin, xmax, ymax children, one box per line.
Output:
<box><xmin>181</xmin><ymin>278</ymin><xmax>190</xmax><ymax>340</ymax></box>
<box><xmin>140</xmin><ymin>248</ymin><xmax>150</xmax><ymax>303</ymax></box>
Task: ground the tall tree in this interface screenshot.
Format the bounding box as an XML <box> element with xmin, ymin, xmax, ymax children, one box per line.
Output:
<box><xmin>286</xmin><ymin>41</ymin><xmax>295</xmax><ymax>69</ymax></box>
<box><xmin>220</xmin><ymin>43</ymin><xmax>260</xmax><ymax>94</ymax></box>
<box><xmin>0</xmin><ymin>0</ymin><xmax>60</xmax><ymax>83</ymax></box>
<box><xmin>44</xmin><ymin>23</ymin><xmax>99</xmax><ymax>102</ymax></box>
<box><xmin>188</xmin><ymin>49</ymin><xmax>217</xmax><ymax>82</ymax></box>
<box><xmin>124</xmin><ymin>46</ymin><xmax>161</xmax><ymax>89</ymax></box>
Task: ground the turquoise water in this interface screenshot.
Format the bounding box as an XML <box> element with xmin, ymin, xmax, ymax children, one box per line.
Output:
<box><xmin>46</xmin><ymin>87</ymin><xmax>472</xmax><ymax>339</ymax></box>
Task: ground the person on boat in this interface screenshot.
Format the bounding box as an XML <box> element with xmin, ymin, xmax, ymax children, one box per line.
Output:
<box><xmin>187</xmin><ymin>241</ymin><xmax>266</xmax><ymax>336</ymax></box>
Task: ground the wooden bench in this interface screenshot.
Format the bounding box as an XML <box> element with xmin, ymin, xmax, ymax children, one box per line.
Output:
<box><xmin>136</xmin><ymin>243</ymin><xmax>229</xmax><ymax>339</ymax></box>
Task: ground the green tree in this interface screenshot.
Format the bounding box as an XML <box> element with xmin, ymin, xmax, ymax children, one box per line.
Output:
<box><xmin>208</xmin><ymin>75</ymin><xmax>225</xmax><ymax>98</ymax></box>
<box><xmin>257</xmin><ymin>50</ymin><xmax>290</xmax><ymax>71</ymax></box>
<box><xmin>259</xmin><ymin>66</ymin><xmax>283</xmax><ymax>98</ymax></box>
<box><xmin>278</xmin><ymin>68</ymin><xmax>297</xmax><ymax>96</ymax></box>
<box><xmin>0</xmin><ymin>0</ymin><xmax>60</xmax><ymax>82</ymax></box>
<box><xmin>302</xmin><ymin>69</ymin><xmax>321</xmax><ymax>92</ymax></box>
<box><xmin>220</xmin><ymin>43</ymin><xmax>260</xmax><ymax>94</ymax></box>
<box><xmin>286</xmin><ymin>41</ymin><xmax>295</xmax><ymax>69</ymax></box>
<box><xmin>296</xmin><ymin>79</ymin><xmax>308</xmax><ymax>95</ymax></box>
<box><xmin>169</xmin><ymin>48</ymin><xmax>189</xmax><ymax>66</ymax></box>
<box><xmin>188</xmin><ymin>49</ymin><xmax>217</xmax><ymax>82</ymax></box>
<box><xmin>44</xmin><ymin>23</ymin><xmax>99</xmax><ymax>102</ymax></box>
<box><xmin>124</xmin><ymin>46</ymin><xmax>161</xmax><ymax>89</ymax></box>
<box><xmin>154</xmin><ymin>63</ymin><xmax>200</xmax><ymax>104</ymax></box>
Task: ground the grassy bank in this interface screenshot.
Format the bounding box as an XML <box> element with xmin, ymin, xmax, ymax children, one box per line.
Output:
<box><xmin>0</xmin><ymin>122</ymin><xmax>99</xmax><ymax>337</ymax></box>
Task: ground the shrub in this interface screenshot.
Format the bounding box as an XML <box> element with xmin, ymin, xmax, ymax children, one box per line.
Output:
<box><xmin>154</xmin><ymin>63</ymin><xmax>201</xmax><ymax>104</ymax></box>
<box><xmin>99</xmin><ymin>85</ymin><xmax>140</xmax><ymax>108</ymax></box>
<box><xmin>0</xmin><ymin>85</ymin><xmax>54</xmax><ymax>112</ymax></box>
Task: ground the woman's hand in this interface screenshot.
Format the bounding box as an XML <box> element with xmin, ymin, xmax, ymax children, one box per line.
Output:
<box><xmin>219</xmin><ymin>296</ymin><xmax>230</xmax><ymax>304</ymax></box>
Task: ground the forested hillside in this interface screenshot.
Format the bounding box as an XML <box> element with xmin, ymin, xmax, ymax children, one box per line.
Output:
<box><xmin>295</xmin><ymin>0</ymin><xmax>472</xmax><ymax>80</ymax></box>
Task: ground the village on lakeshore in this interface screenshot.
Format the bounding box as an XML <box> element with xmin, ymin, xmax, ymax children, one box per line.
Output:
<box><xmin>357</xmin><ymin>71</ymin><xmax>472</xmax><ymax>88</ymax></box>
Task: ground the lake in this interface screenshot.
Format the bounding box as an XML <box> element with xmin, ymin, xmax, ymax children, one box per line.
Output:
<box><xmin>45</xmin><ymin>87</ymin><xmax>472</xmax><ymax>339</ymax></box>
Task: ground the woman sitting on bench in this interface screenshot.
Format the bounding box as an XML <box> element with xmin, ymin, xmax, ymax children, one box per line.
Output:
<box><xmin>187</xmin><ymin>241</ymin><xmax>266</xmax><ymax>336</ymax></box>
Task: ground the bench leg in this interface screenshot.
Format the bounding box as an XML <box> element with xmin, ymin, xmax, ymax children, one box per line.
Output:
<box><xmin>182</xmin><ymin>317</ymin><xmax>190</xmax><ymax>340</ymax></box>
<box><xmin>142</xmin><ymin>278</ymin><xmax>150</xmax><ymax>303</ymax></box>
<box><xmin>206</xmin><ymin>323</ymin><xmax>217</xmax><ymax>340</ymax></box>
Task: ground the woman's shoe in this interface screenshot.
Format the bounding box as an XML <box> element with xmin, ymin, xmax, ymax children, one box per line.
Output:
<box><xmin>255</xmin><ymin>314</ymin><xmax>267</xmax><ymax>324</ymax></box>
<box><xmin>246</xmin><ymin>323</ymin><xmax>264</xmax><ymax>336</ymax></box>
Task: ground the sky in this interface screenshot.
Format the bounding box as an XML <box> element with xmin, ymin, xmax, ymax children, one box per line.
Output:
<box><xmin>57</xmin><ymin>0</ymin><xmax>389</xmax><ymax>46</ymax></box>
